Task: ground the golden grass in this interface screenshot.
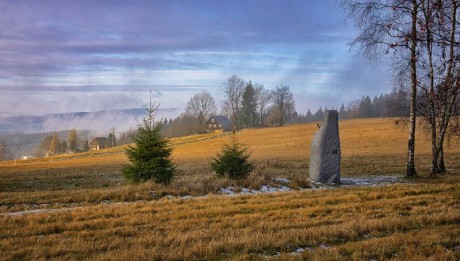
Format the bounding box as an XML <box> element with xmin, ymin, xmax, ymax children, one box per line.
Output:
<box><xmin>1</xmin><ymin>177</ymin><xmax>459</xmax><ymax>260</ymax></box>
<box><xmin>0</xmin><ymin>118</ymin><xmax>459</xmax><ymax>259</ymax></box>
<box><xmin>0</xmin><ymin>118</ymin><xmax>459</xmax><ymax>211</ymax></box>
<box><xmin>0</xmin><ymin>131</ymin><xmax>224</xmax><ymax>167</ymax></box>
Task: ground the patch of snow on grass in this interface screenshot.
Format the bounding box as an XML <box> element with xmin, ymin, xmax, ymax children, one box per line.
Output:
<box><xmin>219</xmin><ymin>187</ymin><xmax>236</xmax><ymax>195</ymax></box>
<box><xmin>220</xmin><ymin>185</ymin><xmax>291</xmax><ymax>195</ymax></box>
<box><xmin>273</xmin><ymin>177</ymin><xmax>290</xmax><ymax>183</ymax></box>
<box><xmin>340</xmin><ymin>176</ymin><xmax>403</xmax><ymax>186</ymax></box>
<box><xmin>257</xmin><ymin>185</ymin><xmax>291</xmax><ymax>193</ymax></box>
<box><xmin>289</xmin><ymin>247</ymin><xmax>313</xmax><ymax>255</ymax></box>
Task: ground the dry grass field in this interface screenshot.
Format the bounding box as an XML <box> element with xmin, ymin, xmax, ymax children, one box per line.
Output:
<box><xmin>1</xmin><ymin>118</ymin><xmax>459</xmax><ymax>260</ymax></box>
<box><xmin>1</xmin><ymin>178</ymin><xmax>460</xmax><ymax>260</ymax></box>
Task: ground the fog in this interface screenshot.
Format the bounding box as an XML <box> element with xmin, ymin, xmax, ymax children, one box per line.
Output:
<box><xmin>0</xmin><ymin>108</ymin><xmax>182</xmax><ymax>135</ymax></box>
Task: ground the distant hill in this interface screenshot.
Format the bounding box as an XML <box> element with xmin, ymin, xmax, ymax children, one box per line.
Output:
<box><xmin>0</xmin><ymin>108</ymin><xmax>181</xmax><ymax>134</ymax></box>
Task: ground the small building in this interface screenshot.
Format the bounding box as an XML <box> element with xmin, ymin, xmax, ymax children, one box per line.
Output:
<box><xmin>90</xmin><ymin>137</ymin><xmax>107</xmax><ymax>151</ymax></box>
<box><xmin>22</xmin><ymin>156</ymin><xmax>35</xmax><ymax>160</ymax></box>
<box><xmin>206</xmin><ymin>115</ymin><xmax>231</xmax><ymax>132</ymax></box>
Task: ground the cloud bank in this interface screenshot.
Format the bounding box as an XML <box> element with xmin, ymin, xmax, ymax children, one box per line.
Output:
<box><xmin>0</xmin><ymin>0</ymin><xmax>391</xmax><ymax>116</ymax></box>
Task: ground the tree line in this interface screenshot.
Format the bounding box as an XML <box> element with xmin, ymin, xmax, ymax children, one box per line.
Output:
<box><xmin>160</xmin><ymin>78</ymin><xmax>441</xmax><ymax>139</ymax></box>
<box><xmin>37</xmin><ymin>129</ymin><xmax>118</xmax><ymax>157</ymax></box>
<box><xmin>38</xmin><ymin>129</ymin><xmax>87</xmax><ymax>156</ymax></box>
<box><xmin>158</xmin><ymin>75</ymin><xmax>296</xmax><ymax>137</ymax></box>
<box><xmin>297</xmin><ymin>86</ymin><xmax>420</xmax><ymax>123</ymax></box>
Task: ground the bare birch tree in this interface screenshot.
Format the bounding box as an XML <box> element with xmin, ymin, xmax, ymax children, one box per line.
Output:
<box><xmin>414</xmin><ymin>0</ymin><xmax>459</xmax><ymax>174</ymax></box>
<box><xmin>340</xmin><ymin>0</ymin><xmax>421</xmax><ymax>177</ymax></box>
<box><xmin>223</xmin><ymin>75</ymin><xmax>246</xmax><ymax>131</ymax></box>
<box><xmin>271</xmin><ymin>85</ymin><xmax>295</xmax><ymax>127</ymax></box>
<box><xmin>254</xmin><ymin>84</ymin><xmax>271</xmax><ymax>126</ymax></box>
<box><xmin>185</xmin><ymin>90</ymin><xmax>218</xmax><ymax>133</ymax></box>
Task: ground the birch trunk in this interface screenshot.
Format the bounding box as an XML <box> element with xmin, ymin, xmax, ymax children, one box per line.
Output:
<box><xmin>407</xmin><ymin>0</ymin><xmax>418</xmax><ymax>177</ymax></box>
<box><xmin>431</xmin><ymin>0</ymin><xmax>458</xmax><ymax>175</ymax></box>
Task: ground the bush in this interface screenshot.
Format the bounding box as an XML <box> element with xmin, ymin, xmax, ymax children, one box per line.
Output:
<box><xmin>211</xmin><ymin>132</ymin><xmax>254</xmax><ymax>179</ymax></box>
<box><xmin>122</xmin><ymin>102</ymin><xmax>175</xmax><ymax>184</ymax></box>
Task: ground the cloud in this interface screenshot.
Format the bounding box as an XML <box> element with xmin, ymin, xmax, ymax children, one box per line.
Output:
<box><xmin>0</xmin><ymin>107</ymin><xmax>182</xmax><ymax>133</ymax></box>
<box><xmin>39</xmin><ymin>108</ymin><xmax>181</xmax><ymax>134</ymax></box>
<box><xmin>0</xmin><ymin>87</ymin><xmax>197</xmax><ymax>116</ymax></box>
<box><xmin>0</xmin><ymin>1</ymin><xmax>353</xmax><ymax>77</ymax></box>
<box><xmin>0</xmin><ymin>0</ymin><xmax>391</xmax><ymax>117</ymax></box>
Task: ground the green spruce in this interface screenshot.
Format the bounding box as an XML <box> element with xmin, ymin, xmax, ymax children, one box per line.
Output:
<box><xmin>240</xmin><ymin>81</ymin><xmax>257</xmax><ymax>128</ymax></box>
<box><xmin>122</xmin><ymin>101</ymin><xmax>175</xmax><ymax>184</ymax></box>
<box><xmin>211</xmin><ymin>132</ymin><xmax>253</xmax><ymax>179</ymax></box>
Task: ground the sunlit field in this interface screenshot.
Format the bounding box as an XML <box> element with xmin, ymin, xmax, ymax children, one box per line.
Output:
<box><xmin>1</xmin><ymin>118</ymin><xmax>459</xmax><ymax>209</ymax></box>
<box><xmin>1</xmin><ymin>118</ymin><xmax>459</xmax><ymax>260</ymax></box>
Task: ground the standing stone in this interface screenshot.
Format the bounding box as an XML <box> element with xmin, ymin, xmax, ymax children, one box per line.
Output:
<box><xmin>309</xmin><ymin>110</ymin><xmax>341</xmax><ymax>183</ymax></box>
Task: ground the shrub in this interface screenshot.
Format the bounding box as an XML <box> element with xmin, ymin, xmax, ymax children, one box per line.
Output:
<box><xmin>211</xmin><ymin>132</ymin><xmax>254</xmax><ymax>179</ymax></box>
<box><xmin>122</xmin><ymin>102</ymin><xmax>175</xmax><ymax>184</ymax></box>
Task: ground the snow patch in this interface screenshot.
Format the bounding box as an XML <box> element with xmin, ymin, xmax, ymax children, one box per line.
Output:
<box><xmin>289</xmin><ymin>247</ymin><xmax>313</xmax><ymax>255</ymax></box>
<box><xmin>220</xmin><ymin>187</ymin><xmax>236</xmax><ymax>195</ymax></box>
<box><xmin>309</xmin><ymin>175</ymin><xmax>404</xmax><ymax>189</ymax></box>
<box><xmin>340</xmin><ymin>176</ymin><xmax>403</xmax><ymax>186</ymax></box>
<box><xmin>273</xmin><ymin>177</ymin><xmax>290</xmax><ymax>183</ymax></box>
<box><xmin>219</xmin><ymin>185</ymin><xmax>291</xmax><ymax>195</ymax></box>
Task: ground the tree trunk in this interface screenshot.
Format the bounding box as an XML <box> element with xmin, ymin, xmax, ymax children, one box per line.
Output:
<box><xmin>232</xmin><ymin>107</ymin><xmax>239</xmax><ymax>131</ymax></box>
<box><xmin>422</xmin><ymin>0</ymin><xmax>438</xmax><ymax>175</ymax></box>
<box><xmin>430</xmin><ymin>151</ymin><xmax>438</xmax><ymax>174</ymax></box>
<box><xmin>279</xmin><ymin>105</ymin><xmax>284</xmax><ymax>127</ymax></box>
<box><xmin>407</xmin><ymin>0</ymin><xmax>418</xmax><ymax>177</ymax></box>
<box><xmin>260</xmin><ymin>110</ymin><xmax>263</xmax><ymax>126</ymax></box>
<box><xmin>429</xmin><ymin>115</ymin><xmax>438</xmax><ymax>174</ymax></box>
<box><xmin>439</xmin><ymin>146</ymin><xmax>446</xmax><ymax>173</ymax></box>
<box><xmin>432</xmin><ymin>0</ymin><xmax>458</xmax><ymax>175</ymax></box>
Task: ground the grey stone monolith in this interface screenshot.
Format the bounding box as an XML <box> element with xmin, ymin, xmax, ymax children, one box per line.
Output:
<box><xmin>309</xmin><ymin>110</ymin><xmax>341</xmax><ymax>183</ymax></box>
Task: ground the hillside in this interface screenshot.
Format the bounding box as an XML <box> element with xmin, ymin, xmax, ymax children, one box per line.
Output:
<box><xmin>1</xmin><ymin>118</ymin><xmax>459</xmax><ymax>205</ymax></box>
<box><xmin>0</xmin><ymin>118</ymin><xmax>459</xmax><ymax>260</ymax></box>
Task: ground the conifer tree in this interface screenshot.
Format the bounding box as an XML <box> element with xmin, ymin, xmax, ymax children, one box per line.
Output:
<box><xmin>106</xmin><ymin>133</ymin><xmax>117</xmax><ymax>148</ymax></box>
<box><xmin>83</xmin><ymin>140</ymin><xmax>90</xmax><ymax>152</ymax></box>
<box><xmin>61</xmin><ymin>140</ymin><xmax>67</xmax><ymax>154</ymax></box>
<box><xmin>122</xmin><ymin>100</ymin><xmax>175</xmax><ymax>184</ymax></box>
<box><xmin>68</xmin><ymin>129</ymin><xmax>78</xmax><ymax>153</ymax></box>
<box><xmin>241</xmin><ymin>81</ymin><xmax>257</xmax><ymax>128</ymax></box>
<box><xmin>0</xmin><ymin>139</ymin><xmax>10</xmax><ymax>161</ymax></box>
<box><xmin>211</xmin><ymin>132</ymin><xmax>253</xmax><ymax>179</ymax></box>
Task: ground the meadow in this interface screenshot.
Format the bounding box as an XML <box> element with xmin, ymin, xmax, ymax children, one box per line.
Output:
<box><xmin>1</xmin><ymin>118</ymin><xmax>459</xmax><ymax>260</ymax></box>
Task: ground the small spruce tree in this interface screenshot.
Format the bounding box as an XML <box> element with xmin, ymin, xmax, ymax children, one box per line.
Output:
<box><xmin>83</xmin><ymin>140</ymin><xmax>90</xmax><ymax>152</ymax></box>
<box><xmin>211</xmin><ymin>132</ymin><xmax>253</xmax><ymax>179</ymax></box>
<box><xmin>122</xmin><ymin>101</ymin><xmax>175</xmax><ymax>184</ymax></box>
<box><xmin>68</xmin><ymin>129</ymin><xmax>78</xmax><ymax>153</ymax></box>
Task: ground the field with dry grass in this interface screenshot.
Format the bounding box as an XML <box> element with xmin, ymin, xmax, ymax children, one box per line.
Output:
<box><xmin>1</xmin><ymin>118</ymin><xmax>460</xmax><ymax>260</ymax></box>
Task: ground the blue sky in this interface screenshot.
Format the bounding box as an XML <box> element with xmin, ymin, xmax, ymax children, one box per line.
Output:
<box><xmin>0</xmin><ymin>0</ymin><xmax>390</xmax><ymax>117</ymax></box>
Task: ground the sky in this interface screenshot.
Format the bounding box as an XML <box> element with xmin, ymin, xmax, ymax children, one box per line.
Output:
<box><xmin>0</xmin><ymin>0</ymin><xmax>391</xmax><ymax>118</ymax></box>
